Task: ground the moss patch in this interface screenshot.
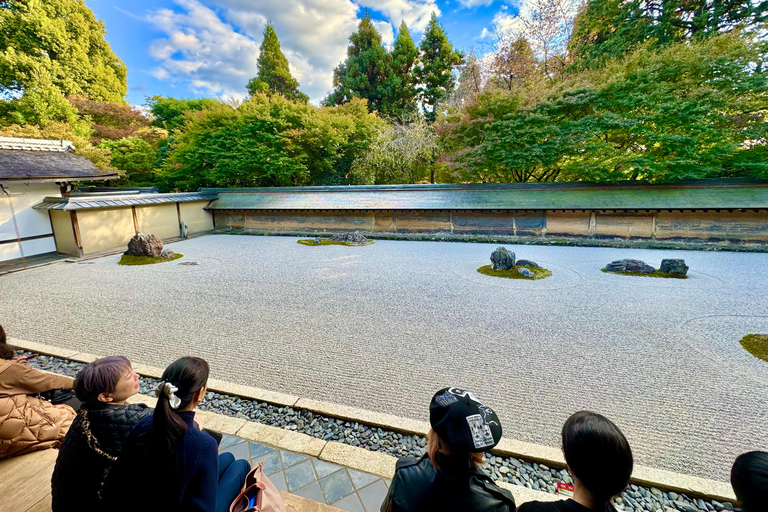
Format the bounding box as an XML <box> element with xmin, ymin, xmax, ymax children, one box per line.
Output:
<box><xmin>477</xmin><ymin>265</ymin><xmax>552</xmax><ymax>280</ymax></box>
<box><xmin>601</xmin><ymin>269</ymin><xmax>688</xmax><ymax>279</ymax></box>
<box><xmin>118</xmin><ymin>253</ymin><xmax>183</xmax><ymax>266</ymax></box>
<box><xmin>740</xmin><ymin>334</ymin><xmax>768</xmax><ymax>362</ymax></box>
<box><xmin>297</xmin><ymin>239</ymin><xmax>373</xmax><ymax>247</ymax></box>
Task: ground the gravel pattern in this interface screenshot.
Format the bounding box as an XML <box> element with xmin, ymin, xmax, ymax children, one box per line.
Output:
<box><xmin>3</xmin><ymin>235</ymin><xmax>767</xmax><ymax>482</ymax></box>
<box><xmin>21</xmin><ymin>352</ymin><xmax>739</xmax><ymax>512</ymax></box>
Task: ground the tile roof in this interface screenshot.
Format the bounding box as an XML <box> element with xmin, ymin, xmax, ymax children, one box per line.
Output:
<box><xmin>33</xmin><ymin>192</ymin><xmax>218</xmax><ymax>211</ymax></box>
<box><xmin>203</xmin><ymin>179</ymin><xmax>768</xmax><ymax>211</ymax></box>
<box><xmin>0</xmin><ymin>137</ymin><xmax>118</xmax><ymax>182</ymax></box>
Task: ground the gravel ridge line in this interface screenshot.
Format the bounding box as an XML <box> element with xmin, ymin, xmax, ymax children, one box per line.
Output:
<box><xmin>20</xmin><ymin>351</ymin><xmax>741</xmax><ymax>512</ymax></box>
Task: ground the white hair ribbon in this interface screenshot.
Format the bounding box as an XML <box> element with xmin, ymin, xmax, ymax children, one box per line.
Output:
<box><xmin>155</xmin><ymin>381</ymin><xmax>181</xmax><ymax>410</ymax></box>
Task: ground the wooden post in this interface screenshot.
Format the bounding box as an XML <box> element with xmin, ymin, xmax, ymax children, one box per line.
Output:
<box><xmin>70</xmin><ymin>211</ymin><xmax>83</xmax><ymax>257</ymax></box>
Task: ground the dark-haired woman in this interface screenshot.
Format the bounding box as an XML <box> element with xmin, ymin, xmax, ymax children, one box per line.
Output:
<box><xmin>731</xmin><ymin>451</ymin><xmax>768</xmax><ymax>512</ymax></box>
<box><xmin>381</xmin><ymin>387</ymin><xmax>516</xmax><ymax>512</ymax></box>
<box><xmin>518</xmin><ymin>411</ymin><xmax>633</xmax><ymax>512</ymax></box>
<box><xmin>102</xmin><ymin>357</ymin><xmax>250</xmax><ymax>512</ymax></box>
<box><xmin>0</xmin><ymin>325</ymin><xmax>76</xmax><ymax>460</ymax></box>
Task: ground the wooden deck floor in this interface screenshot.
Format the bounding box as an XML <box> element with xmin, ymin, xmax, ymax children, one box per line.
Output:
<box><xmin>0</xmin><ymin>449</ymin><xmax>343</xmax><ymax>512</ymax></box>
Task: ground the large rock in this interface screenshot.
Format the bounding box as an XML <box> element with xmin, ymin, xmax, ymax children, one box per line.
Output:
<box><xmin>659</xmin><ymin>259</ymin><xmax>689</xmax><ymax>275</ymax></box>
<box><xmin>490</xmin><ymin>247</ymin><xmax>515</xmax><ymax>270</ymax></box>
<box><xmin>330</xmin><ymin>232</ymin><xmax>369</xmax><ymax>244</ymax></box>
<box><xmin>516</xmin><ymin>259</ymin><xmax>540</xmax><ymax>268</ymax></box>
<box><xmin>125</xmin><ymin>232</ymin><xmax>163</xmax><ymax>257</ymax></box>
<box><xmin>604</xmin><ymin>259</ymin><xmax>655</xmax><ymax>273</ymax></box>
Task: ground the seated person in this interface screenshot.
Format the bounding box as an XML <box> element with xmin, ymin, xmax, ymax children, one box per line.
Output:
<box><xmin>518</xmin><ymin>411</ymin><xmax>633</xmax><ymax>512</ymax></box>
<box><xmin>0</xmin><ymin>325</ymin><xmax>76</xmax><ymax>460</ymax></box>
<box><xmin>381</xmin><ymin>387</ymin><xmax>516</xmax><ymax>512</ymax></box>
<box><xmin>731</xmin><ymin>451</ymin><xmax>768</xmax><ymax>512</ymax></box>
<box><xmin>102</xmin><ymin>357</ymin><xmax>250</xmax><ymax>512</ymax></box>
<box><xmin>51</xmin><ymin>356</ymin><xmax>151</xmax><ymax>512</ymax></box>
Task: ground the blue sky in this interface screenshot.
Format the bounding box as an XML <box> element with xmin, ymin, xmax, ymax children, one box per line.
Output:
<box><xmin>85</xmin><ymin>0</ymin><xmax>522</xmax><ymax>106</ymax></box>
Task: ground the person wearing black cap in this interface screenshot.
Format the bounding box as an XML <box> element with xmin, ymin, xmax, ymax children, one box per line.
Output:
<box><xmin>731</xmin><ymin>451</ymin><xmax>768</xmax><ymax>512</ymax></box>
<box><xmin>380</xmin><ymin>387</ymin><xmax>516</xmax><ymax>512</ymax></box>
<box><xmin>518</xmin><ymin>411</ymin><xmax>633</xmax><ymax>512</ymax></box>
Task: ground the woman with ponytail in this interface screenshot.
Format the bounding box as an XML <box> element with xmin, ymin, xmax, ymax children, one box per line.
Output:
<box><xmin>518</xmin><ymin>411</ymin><xmax>633</xmax><ymax>512</ymax></box>
<box><xmin>103</xmin><ymin>357</ymin><xmax>250</xmax><ymax>512</ymax></box>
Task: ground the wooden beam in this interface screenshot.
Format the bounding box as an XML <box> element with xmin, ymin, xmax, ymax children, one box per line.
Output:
<box><xmin>70</xmin><ymin>211</ymin><xmax>83</xmax><ymax>257</ymax></box>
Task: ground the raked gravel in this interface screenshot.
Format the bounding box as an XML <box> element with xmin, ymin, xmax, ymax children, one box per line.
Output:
<box><xmin>2</xmin><ymin>235</ymin><xmax>767</xmax><ymax>482</ymax></box>
<box><xmin>21</xmin><ymin>352</ymin><xmax>740</xmax><ymax>512</ymax></box>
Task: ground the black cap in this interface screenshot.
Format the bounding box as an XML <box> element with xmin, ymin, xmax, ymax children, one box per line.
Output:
<box><xmin>430</xmin><ymin>387</ymin><xmax>502</xmax><ymax>453</ymax></box>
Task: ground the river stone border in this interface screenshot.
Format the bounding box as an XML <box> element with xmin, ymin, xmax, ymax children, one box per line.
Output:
<box><xmin>21</xmin><ymin>351</ymin><xmax>740</xmax><ymax>512</ymax></box>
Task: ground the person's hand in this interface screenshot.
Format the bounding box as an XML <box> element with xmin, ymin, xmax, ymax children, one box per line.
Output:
<box><xmin>11</xmin><ymin>355</ymin><xmax>33</xmax><ymax>364</ymax></box>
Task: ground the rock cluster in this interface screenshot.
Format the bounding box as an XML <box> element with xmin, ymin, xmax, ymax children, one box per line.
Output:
<box><xmin>125</xmin><ymin>232</ymin><xmax>163</xmax><ymax>257</ymax></box>
<box><xmin>605</xmin><ymin>259</ymin><xmax>655</xmax><ymax>273</ymax></box>
<box><xmin>516</xmin><ymin>259</ymin><xmax>540</xmax><ymax>268</ymax></box>
<box><xmin>330</xmin><ymin>232</ymin><xmax>369</xmax><ymax>244</ymax></box>
<box><xmin>490</xmin><ymin>247</ymin><xmax>516</xmax><ymax>270</ymax></box>
<box><xmin>23</xmin><ymin>351</ymin><xmax>735</xmax><ymax>512</ymax></box>
<box><xmin>605</xmin><ymin>258</ymin><xmax>689</xmax><ymax>275</ymax></box>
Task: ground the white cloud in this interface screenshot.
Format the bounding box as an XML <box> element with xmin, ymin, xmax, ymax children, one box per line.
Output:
<box><xmin>138</xmin><ymin>0</ymin><xmax>447</xmax><ymax>104</ymax></box>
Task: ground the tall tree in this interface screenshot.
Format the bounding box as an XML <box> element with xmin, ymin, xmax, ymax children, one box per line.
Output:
<box><xmin>569</xmin><ymin>0</ymin><xmax>768</xmax><ymax>70</ymax></box>
<box><xmin>246</xmin><ymin>22</ymin><xmax>308</xmax><ymax>103</ymax></box>
<box><xmin>0</xmin><ymin>0</ymin><xmax>127</xmax><ymax>103</ymax></box>
<box><xmin>490</xmin><ymin>37</ymin><xmax>538</xmax><ymax>90</ymax></box>
<box><xmin>386</xmin><ymin>21</ymin><xmax>419</xmax><ymax>119</ymax></box>
<box><xmin>325</xmin><ymin>13</ymin><xmax>392</xmax><ymax>114</ymax></box>
<box><xmin>414</xmin><ymin>13</ymin><xmax>463</xmax><ymax>122</ymax></box>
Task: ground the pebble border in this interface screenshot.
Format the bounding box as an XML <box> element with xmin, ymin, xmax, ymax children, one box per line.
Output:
<box><xmin>22</xmin><ymin>352</ymin><xmax>740</xmax><ymax>512</ymax></box>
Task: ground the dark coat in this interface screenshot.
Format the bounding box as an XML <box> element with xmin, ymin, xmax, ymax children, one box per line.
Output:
<box><xmin>518</xmin><ymin>499</ymin><xmax>618</xmax><ymax>512</ymax></box>
<box><xmin>381</xmin><ymin>454</ymin><xmax>516</xmax><ymax>512</ymax></box>
<box><xmin>102</xmin><ymin>411</ymin><xmax>219</xmax><ymax>512</ymax></box>
<box><xmin>51</xmin><ymin>402</ymin><xmax>151</xmax><ymax>512</ymax></box>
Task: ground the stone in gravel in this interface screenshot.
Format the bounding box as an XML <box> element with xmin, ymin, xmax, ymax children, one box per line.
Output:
<box><xmin>161</xmin><ymin>249</ymin><xmax>175</xmax><ymax>259</ymax></box>
<box><xmin>668</xmin><ymin>493</ymin><xmax>679</xmax><ymax>501</ymax></box>
<box><xmin>516</xmin><ymin>259</ymin><xmax>540</xmax><ymax>268</ymax></box>
<box><xmin>673</xmin><ymin>501</ymin><xmax>698</xmax><ymax>512</ymax></box>
<box><xmin>490</xmin><ymin>247</ymin><xmax>515</xmax><ymax>270</ymax></box>
<box><xmin>314</xmin><ymin>237</ymin><xmax>321</xmax><ymax>244</ymax></box>
<box><xmin>125</xmin><ymin>232</ymin><xmax>163</xmax><ymax>257</ymax></box>
<box><xmin>605</xmin><ymin>259</ymin><xmax>655</xmax><ymax>273</ymax></box>
<box><xmin>659</xmin><ymin>259</ymin><xmax>689</xmax><ymax>275</ymax></box>
<box><xmin>330</xmin><ymin>232</ymin><xmax>369</xmax><ymax>244</ymax></box>
<box><xmin>695</xmin><ymin>499</ymin><xmax>707</xmax><ymax>511</ymax></box>
<box><xmin>518</xmin><ymin>268</ymin><xmax>534</xmax><ymax>277</ymax></box>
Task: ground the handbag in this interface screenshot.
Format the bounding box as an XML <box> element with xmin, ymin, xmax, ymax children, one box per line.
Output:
<box><xmin>229</xmin><ymin>460</ymin><xmax>286</xmax><ymax>512</ymax></box>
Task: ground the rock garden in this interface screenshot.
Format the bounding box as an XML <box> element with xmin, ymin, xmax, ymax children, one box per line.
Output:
<box><xmin>602</xmin><ymin>258</ymin><xmax>689</xmax><ymax>278</ymax></box>
<box><xmin>477</xmin><ymin>246</ymin><xmax>552</xmax><ymax>280</ymax></box>
<box><xmin>297</xmin><ymin>232</ymin><xmax>374</xmax><ymax>247</ymax></box>
<box><xmin>118</xmin><ymin>232</ymin><xmax>183</xmax><ymax>265</ymax></box>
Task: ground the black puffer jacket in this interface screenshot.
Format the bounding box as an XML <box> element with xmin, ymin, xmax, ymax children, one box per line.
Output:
<box><xmin>51</xmin><ymin>403</ymin><xmax>151</xmax><ymax>512</ymax></box>
<box><xmin>381</xmin><ymin>454</ymin><xmax>516</xmax><ymax>512</ymax></box>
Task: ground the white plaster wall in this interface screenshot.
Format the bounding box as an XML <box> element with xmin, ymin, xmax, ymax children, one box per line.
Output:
<box><xmin>0</xmin><ymin>182</ymin><xmax>59</xmax><ymax>261</ymax></box>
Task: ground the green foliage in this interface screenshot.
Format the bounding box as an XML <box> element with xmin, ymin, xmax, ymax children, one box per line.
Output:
<box><xmin>739</xmin><ymin>334</ymin><xmax>768</xmax><ymax>362</ymax></box>
<box><xmin>414</xmin><ymin>13</ymin><xmax>463</xmax><ymax>122</ymax></box>
<box><xmin>350</xmin><ymin>116</ymin><xmax>439</xmax><ymax>184</ymax></box>
<box><xmin>246</xmin><ymin>23</ymin><xmax>308</xmax><ymax>103</ymax></box>
<box><xmin>325</xmin><ymin>13</ymin><xmax>393</xmax><ymax>114</ymax></box>
<box><xmin>443</xmin><ymin>33</ymin><xmax>768</xmax><ymax>183</ymax></box>
<box><xmin>569</xmin><ymin>0</ymin><xmax>768</xmax><ymax>70</ymax></box>
<box><xmin>601</xmin><ymin>269</ymin><xmax>688</xmax><ymax>279</ymax></box>
<box><xmin>118</xmin><ymin>253</ymin><xmax>183</xmax><ymax>266</ymax></box>
<box><xmin>99</xmin><ymin>137</ymin><xmax>158</xmax><ymax>186</ymax></box>
<box><xmin>0</xmin><ymin>0</ymin><xmax>127</xmax><ymax>126</ymax></box>
<box><xmin>386</xmin><ymin>21</ymin><xmax>419</xmax><ymax>120</ymax></box>
<box><xmin>160</xmin><ymin>94</ymin><xmax>386</xmax><ymax>191</ymax></box>
<box><xmin>297</xmin><ymin>239</ymin><xmax>374</xmax><ymax>247</ymax></box>
<box><xmin>477</xmin><ymin>265</ymin><xmax>552</xmax><ymax>280</ymax></box>
<box><xmin>146</xmin><ymin>96</ymin><xmax>223</xmax><ymax>132</ymax></box>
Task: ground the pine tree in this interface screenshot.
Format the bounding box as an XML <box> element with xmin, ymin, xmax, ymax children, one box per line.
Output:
<box><xmin>325</xmin><ymin>13</ymin><xmax>392</xmax><ymax>113</ymax></box>
<box><xmin>386</xmin><ymin>21</ymin><xmax>419</xmax><ymax>119</ymax></box>
<box><xmin>414</xmin><ymin>13</ymin><xmax>463</xmax><ymax>122</ymax></box>
<box><xmin>246</xmin><ymin>22</ymin><xmax>308</xmax><ymax>102</ymax></box>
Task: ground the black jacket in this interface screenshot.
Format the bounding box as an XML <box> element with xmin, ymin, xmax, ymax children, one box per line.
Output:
<box><xmin>381</xmin><ymin>454</ymin><xmax>516</xmax><ymax>512</ymax></box>
<box><xmin>51</xmin><ymin>403</ymin><xmax>151</xmax><ymax>512</ymax></box>
<box><xmin>518</xmin><ymin>499</ymin><xmax>618</xmax><ymax>512</ymax></box>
